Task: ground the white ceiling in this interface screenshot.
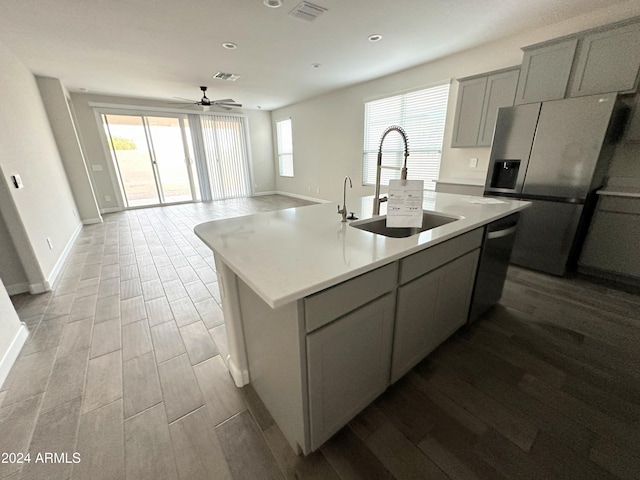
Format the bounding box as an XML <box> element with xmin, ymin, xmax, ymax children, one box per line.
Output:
<box><xmin>0</xmin><ymin>0</ymin><xmax>631</xmax><ymax>110</ymax></box>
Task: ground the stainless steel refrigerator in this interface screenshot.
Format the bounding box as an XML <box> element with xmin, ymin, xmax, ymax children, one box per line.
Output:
<box><xmin>483</xmin><ymin>93</ymin><xmax>626</xmax><ymax>276</ymax></box>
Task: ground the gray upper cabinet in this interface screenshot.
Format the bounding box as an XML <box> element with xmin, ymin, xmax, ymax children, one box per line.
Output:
<box><xmin>451</xmin><ymin>76</ymin><xmax>487</xmax><ymax>147</ymax></box>
<box><xmin>569</xmin><ymin>22</ymin><xmax>640</xmax><ymax>97</ymax></box>
<box><xmin>451</xmin><ymin>67</ymin><xmax>519</xmax><ymax>148</ymax></box>
<box><xmin>515</xmin><ymin>38</ymin><xmax>578</xmax><ymax>105</ymax></box>
<box><xmin>477</xmin><ymin>68</ymin><xmax>520</xmax><ymax>146</ymax></box>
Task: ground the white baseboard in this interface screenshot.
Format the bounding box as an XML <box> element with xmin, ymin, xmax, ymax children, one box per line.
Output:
<box><xmin>227</xmin><ymin>356</ymin><xmax>250</xmax><ymax>388</ymax></box>
<box><xmin>82</xmin><ymin>216</ymin><xmax>103</xmax><ymax>225</ymax></box>
<box><xmin>99</xmin><ymin>207</ymin><xmax>121</xmax><ymax>214</ymax></box>
<box><xmin>29</xmin><ymin>282</ymin><xmax>50</xmax><ymax>294</ymax></box>
<box><xmin>0</xmin><ymin>323</ymin><xmax>29</xmax><ymax>389</ymax></box>
<box><xmin>5</xmin><ymin>283</ymin><xmax>29</xmax><ymax>296</ymax></box>
<box><xmin>45</xmin><ymin>222</ymin><xmax>82</xmax><ymax>292</ymax></box>
<box><xmin>273</xmin><ymin>191</ymin><xmax>330</xmax><ymax>204</ymax></box>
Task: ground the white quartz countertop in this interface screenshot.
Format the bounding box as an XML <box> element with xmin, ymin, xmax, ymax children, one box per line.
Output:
<box><xmin>194</xmin><ymin>192</ymin><xmax>530</xmax><ymax>308</ymax></box>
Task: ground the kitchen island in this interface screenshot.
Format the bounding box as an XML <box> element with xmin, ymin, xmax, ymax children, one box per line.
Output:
<box><xmin>195</xmin><ymin>192</ymin><xmax>529</xmax><ymax>454</ymax></box>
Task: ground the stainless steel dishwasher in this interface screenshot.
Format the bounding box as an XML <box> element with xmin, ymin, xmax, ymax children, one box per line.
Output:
<box><xmin>468</xmin><ymin>212</ymin><xmax>520</xmax><ymax>324</ymax></box>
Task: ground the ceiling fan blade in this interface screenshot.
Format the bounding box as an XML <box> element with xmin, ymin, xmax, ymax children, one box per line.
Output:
<box><xmin>212</xmin><ymin>98</ymin><xmax>235</xmax><ymax>103</ymax></box>
<box><xmin>214</xmin><ymin>102</ymin><xmax>242</xmax><ymax>108</ymax></box>
<box><xmin>172</xmin><ymin>96</ymin><xmax>198</xmax><ymax>102</ymax></box>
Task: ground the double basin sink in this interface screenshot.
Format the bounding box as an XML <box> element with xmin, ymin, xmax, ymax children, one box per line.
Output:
<box><xmin>350</xmin><ymin>211</ymin><xmax>458</xmax><ymax>238</ymax></box>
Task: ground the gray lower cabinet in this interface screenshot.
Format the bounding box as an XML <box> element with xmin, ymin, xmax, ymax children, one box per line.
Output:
<box><xmin>237</xmin><ymin>229</ymin><xmax>483</xmax><ymax>454</ymax></box>
<box><xmin>569</xmin><ymin>22</ymin><xmax>640</xmax><ymax>97</ymax></box>
<box><xmin>579</xmin><ymin>196</ymin><xmax>640</xmax><ymax>279</ymax></box>
<box><xmin>307</xmin><ymin>293</ymin><xmax>395</xmax><ymax>450</ymax></box>
<box><xmin>626</xmin><ymin>94</ymin><xmax>640</xmax><ymax>143</ymax></box>
<box><xmin>515</xmin><ymin>38</ymin><xmax>578</xmax><ymax>105</ymax></box>
<box><xmin>451</xmin><ymin>67</ymin><xmax>519</xmax><ymax>148</ymax></box>
<box><xmin>391</xmin><ymin>248</ymin><xmax>480</xmax><ymax>382</ymax></box>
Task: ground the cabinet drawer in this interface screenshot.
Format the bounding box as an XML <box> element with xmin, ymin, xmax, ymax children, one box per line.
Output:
<box><xmin>598</xmin><ymin>196</ymin><xmax>640</xmax><ymax>214</ymax></box>
<box><xmin>399</xmin><ymin>228</ymin><xmax>483</xmax><ymax>284</ymax></box>
<box><xmin>304</xmin><ymin>262</ymin><xmax>398</xmax><ymax>332</ymax></box>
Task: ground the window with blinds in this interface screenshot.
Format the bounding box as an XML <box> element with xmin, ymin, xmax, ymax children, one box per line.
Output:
<box><xmin>362</xmin><ymin>82</ymin><xmax>450</xmax><ymax>190</ymax></box>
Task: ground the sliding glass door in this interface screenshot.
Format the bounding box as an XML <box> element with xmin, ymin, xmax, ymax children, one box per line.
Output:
<box><xmin>103</xmin><ymin>114</ymin><xmax>197</xmax><ymax>208</ymax></box>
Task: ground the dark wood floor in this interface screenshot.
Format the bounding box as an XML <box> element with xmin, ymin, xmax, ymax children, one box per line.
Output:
<box><xmin>1</xmin><ymin>195</ymin><xmax>639</xmax><ymax>480</ymax></box>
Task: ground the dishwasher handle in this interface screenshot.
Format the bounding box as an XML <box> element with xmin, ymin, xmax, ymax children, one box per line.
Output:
<box><xmin>486</xmin><ymin>224</ymin><xmax>518</xmax><ymax>240</ymax></box>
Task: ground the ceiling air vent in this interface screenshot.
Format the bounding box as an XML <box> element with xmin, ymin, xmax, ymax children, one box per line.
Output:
<box><xmin>288</xmin><ymin>1</ymin><xmax>327</xmax><ymax>21</ymax></box>
<box><xmin>213</xmin><ymin>72</ymin><xmax>241</xmax><ymax>82</ymax></box>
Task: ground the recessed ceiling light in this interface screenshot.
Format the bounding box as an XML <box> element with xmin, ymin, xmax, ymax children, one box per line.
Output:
<box><xmin>263</xmin><ymin>0</ymin><xmax>283</xmax><ymax>8</ymax></box>
<box><xmin>311</xmin><ymin>63</ymin><xmax>321</xmax><ymax>68</ymax></box>
<box><xmin>368</xmin><ymin>34</ymin><xmax>382</xmax><ymax>42</ymax></box>
<box><xmin>222</xmin><ymin>42</ymin><xmax>238</xmax><ymax>50</ymax></box>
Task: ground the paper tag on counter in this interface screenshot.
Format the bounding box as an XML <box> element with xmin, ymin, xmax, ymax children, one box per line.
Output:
<box><xmin>386</xmin><ymin>179</ymin><xmax>424</xmax><ymax>228</ymax></box>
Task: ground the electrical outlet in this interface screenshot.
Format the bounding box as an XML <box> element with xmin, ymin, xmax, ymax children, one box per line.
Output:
<box><xmin>316</xmin><ymin>187</ymin><xmax>320</xmax><ymax>194</ymax></box>
<box><xmin>105</xmin><ymin>195</ymin><xmax>111</xmax><ymax>202</ymax></box>
<box><xmin>46</xmin><ymin>238</ymin><xmax>53</xmax><ymax>250</ymax></box>
<box><xmin>469</xmin><ymin>157</ymin><xmax>478</xmax><ymax>168</ymax></box>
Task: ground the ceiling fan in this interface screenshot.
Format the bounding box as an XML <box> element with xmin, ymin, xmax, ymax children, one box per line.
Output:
<box><xmin>172</xmin><ymin>86</ymin><xmax>242</xmax><ymax>111</ymax></box>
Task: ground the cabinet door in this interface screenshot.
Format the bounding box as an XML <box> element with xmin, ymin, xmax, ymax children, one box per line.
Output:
<box><xmin>477</xmin><ymin>69</ymin><xmax>520</xmax><ymax>146</ymax></box>
<box><xmin>625</xmin><ymin>94</ymin><xmax>640</xmax><ymax>143</ymax></box>
<box><xmin>451</xmin><ymin>76</ymin><xmax>487</xmax><ymax>147</ymax></box>
<box><xmin>570</xmin><ymin>22</ymin><xmax>640</xmax><ymax>97</ymax></box>
<box><xmin>307</xmin><ymin>293</ymin><xmax>395</xmax><ymax>450</ymax></box>
<box><xmin>579</xmin><ymin>199</ymin><xmax>640</xmax><ymax>278</ymax></box>
<box><xmin>392</xmin><ymin>249</ymin><xmax>479</xmax><ymax>382</ymax></box>
<box><xmin>515</xmin><ymin>38</ymin><xmax>578</xmax><ymax>105</ymax></box>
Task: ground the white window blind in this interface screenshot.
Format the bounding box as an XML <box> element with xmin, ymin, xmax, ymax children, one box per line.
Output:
<box><xmin>276</xmin><ymin>119</ymin><xmax>294</xmax><ymax>177</ymax></box>
<box><xmin>363</xmin><ymin>83</ymin><xmax>450</xmax><ymax>190</ymax></box>
<box><xmin>200</xmin><ymin>114</ymin><xmax>253</xmax><ymax>200</ymax></box>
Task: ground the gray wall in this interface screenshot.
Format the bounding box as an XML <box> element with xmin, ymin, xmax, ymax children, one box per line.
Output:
<box><xmin>0</xmin><ymin>277</ymin><xmax>25</xmax><ymax>388</ymax></box>
<box><xmin>36</xmin><ymin>76</ymin><xmax>102</xmax><ymax>224</ymax></box>
<box><xmin>0</xmin><ymin>208</ymin><xmax>28</xmax><ymax>293</ymax></box>
<box><xmin>0</xmin><ymin>39</ymin><xmax>81</xmax><ymax>293</ymax></box>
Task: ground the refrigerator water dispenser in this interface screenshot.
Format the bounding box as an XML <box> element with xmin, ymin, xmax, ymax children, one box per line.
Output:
<box><xmin>490</xmin><ymin>160</ymin><xmax>520</xmax><ymax>190</ymax></box>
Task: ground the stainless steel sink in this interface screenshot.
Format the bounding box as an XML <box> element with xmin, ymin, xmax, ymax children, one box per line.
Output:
<box><xmin>350</xmin><ymin>211</ymin><xmax>458</xmax><ymax>238</ymax></box>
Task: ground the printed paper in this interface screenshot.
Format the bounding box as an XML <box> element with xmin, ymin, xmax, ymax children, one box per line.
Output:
<box><xmin>386</xmin><ymin>179</ymin><xmax>424</xmax><ymax>228</ymax></box>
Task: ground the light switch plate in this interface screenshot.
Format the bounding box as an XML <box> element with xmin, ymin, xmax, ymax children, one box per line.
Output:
<box><xmin>11</xmin><ymin>174</ymin><xmax>24</xmax><ymax>189</ymax></box>
<box><xmin>469</xmin><ymin>157</ymin><xmax>478</xmax><ymax>168</ymax></box>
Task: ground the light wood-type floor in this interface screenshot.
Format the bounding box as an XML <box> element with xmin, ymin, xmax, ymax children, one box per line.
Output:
<box><xmin>1</xmin><ymin>194</ymin><xmax>639</xmax><ymax>480</ymax></box>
